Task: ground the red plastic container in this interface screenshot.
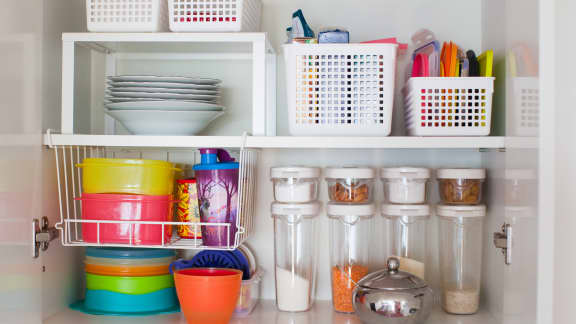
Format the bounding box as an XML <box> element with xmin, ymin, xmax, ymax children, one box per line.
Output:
<box><xmin>78</xmin><ymin>193</ymin><xmax>173</xmax><ymax>245</ymax></box>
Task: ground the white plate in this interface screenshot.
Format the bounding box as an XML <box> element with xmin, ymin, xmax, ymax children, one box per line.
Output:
<box><xmin>105</xmin><ymin>97</ymin><xmax>217</xmax><ymax>103</ymax></box>
<box><xmin>109</xmin><ymin>87</ymin><xmax>220</xmax><ymax>95</ymax></box>
<box><xmin>107</xmin><ymin>91</ymin><xmax>219</xmax><ymax>101</ymax></box>
<box><xmin>106</xmin><ymin>101</ymin><xmax>224</xmax><ymax>111</ymax></box>
<box><xmin>106</xmin><ymin>109</ymin><xmax>224</xmax><ymax>135</ymax></box>
<box><xmin>107</xmin><ymin>75</ymin><xmax>221</xmax><ymax>85</ymax></box>
<box><xmin>108</xmin><ymin>81</ymin><xmax>219</xmax><ymax>90</ymax></box>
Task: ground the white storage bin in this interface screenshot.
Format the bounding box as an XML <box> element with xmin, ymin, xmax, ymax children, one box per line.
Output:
<box><xmin>404</xmin><ymin>77</ymin><xmax>495</xmax><ymax>136</ymax></box>
<box><xmin>86</xmin><ymin>0</ymin><xmax>168</xmax><ymax>32</ymax></box>
<box><xmin>283</xmin><ymin>44</ymin><xmax>398</xmax><ymax>136</ymax></box>
<box><xmin>510</xmin><ymin>77</ymin><xmax>539</xmax><ymax>136</ymax></box>
<box><xmin>168</xmin><ymin>0</ymin><xmax>262</xmax><ymax>32</ymax></box>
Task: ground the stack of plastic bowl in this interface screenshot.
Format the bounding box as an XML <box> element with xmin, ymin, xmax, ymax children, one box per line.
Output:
<box><xmin>76</xmin><ymin>158</ymin><xmax>180</xmax><ymax>245</ymax></box>
<box><xmin>71</xmin><ymin>248</ymin><xmax>179</xmax><ymax>316</ymax></box>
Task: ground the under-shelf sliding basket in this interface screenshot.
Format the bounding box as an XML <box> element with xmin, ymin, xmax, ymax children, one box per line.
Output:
<box><xmin>86</xmin><ymin>0</ymin><xmax>168</xmax><ymax>32</ymax></box>
<box><xmin>51</xmin><ymin>145</ymin><xmax>258</xmax><ymax>251</ymax></box>
<box><xmin>168</xmin><ymin>0</ymin><xmax>262</xmax><ymax>32</ymax></box>
<box><xmin>404</xmin><ymin>77</ymin><xmax>495</xmax><ymax>136</ymax></box>
<box><xmin>283</xmin><ymin>44</ymin><xmax>398</xmax><ymax>136</ymax></box>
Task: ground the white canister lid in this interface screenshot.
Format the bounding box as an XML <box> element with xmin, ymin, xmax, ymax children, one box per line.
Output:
<box><xmin>381</xmin><ymin>204</ymin><xmax>430</xmax><ymax>217</ymax></box>
<box><xmin>380</xmin><ymin>167</ymin><xmax>430</xmax><ymax>179</ymax></box>
<box><xmin>325</xmin><ymin>167</ymin><xmax>375</xmax><ymax>179</ymax></box>
<box><xmin>270</xmin><ymin>166</ymin><xmax>321</xmax><ymax>179</ymax></box>
<box><xmin>436</xmin><ymin>205</ymin><xmax>486</xmax><ymax>218</ymax></box>
<box><xmin>326</xmin><ymin>203</ymin><xmax>375</xmax><ymax>217</ymax></box>
<box><xmin>271</xmin><ymin>202</ymin><xmax>321</xmax><ymax>216</ymax></box>
<box><xmin>436</xmin><ymin>168</ymin><xmax>486</xmax><ymax>179</ymax></box>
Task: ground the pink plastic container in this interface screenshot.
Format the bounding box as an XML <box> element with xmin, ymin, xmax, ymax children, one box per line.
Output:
<box><xmin>78</xmin><ymin>193</ymin><xmax>174</xmax><ymax>245</ymax></box>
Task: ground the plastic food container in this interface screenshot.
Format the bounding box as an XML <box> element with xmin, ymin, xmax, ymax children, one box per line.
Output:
<box><xmin>270</xmin><ymin>166</ymin><xmax>321</xmax><ymax>203</ymax></box>
<box><xmin>234</xmin><ymin>270</ymin><xmax>263</xmax><ymax>317</ymax></box>
<box><xmin>76</xmin><ymin>288</ymin><xmax>179</xmax><ymax>315</ymax></box>
<box><xmin>382</xmin><ymin>204</ymin><xmax>430</xmax><ymax>279</ymax></box>
<box><xmin>79</xmin><ymin>193</ymin><xmax>174</xmax><ymax>245</ymax></box>
<box><xmin>327</xmin><ymin>203</ymin><xmax>374</xmax><ymax>313</ymax></box>
<box><xmin>381</xmin><ymin>167</ymin><xmax>430</xmax><ymax>204</ymax></box>
<box><xmin>437</xmin><ymin>169</ymin><xmax>486</xmax><ymax>205</ymax></box>
<box><xmin>437</xmin><ymin>205</ymin><xmax>486</xmax><ymax>315</ymax></box>
<box><xmin>272</xmin><ymin>202</ymin><xmax>321</xmax><ymax>312</ymax></box>
<box><xmin>325</xmin><ymin>167</ymin><xmax>375</xmax><ymax>203</ymax></box>
<box><xmin>78</xmin><ymin>158</ymin><xmax>180</xmax><ymax>196</ymax></box>
<box><xmin>85</xmin><ymin>263</ymin><xmax>171</xmax><ymax>277</ymax></box>
<box><xmin>85</xmin><ymin>273</ymin><xmax>174</xmax><ymax>295</ymax></box>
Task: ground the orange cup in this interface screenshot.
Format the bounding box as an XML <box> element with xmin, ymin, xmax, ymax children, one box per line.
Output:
<box><xmin>174</xmin><ymin>268</ymin><xmax>242</xmax><ymax>324</ymax></box>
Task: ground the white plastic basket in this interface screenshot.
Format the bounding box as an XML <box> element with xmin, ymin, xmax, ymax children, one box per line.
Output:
<box><xmin>509</xmin><ymin>77</ymin><xmax>539</xmax><ymax>136</ymax></box>
<box><xmin>86</xmin><ymin>0</ymin><xmax>168</xmax><ymax>32</ymax></box>
<box><xmin>404</xmin><ymin>77</ymin><xmax>495</xmax><ymax>136</ymax></box>
<box><xmin>283</xmin><ymin>44</ymin><xmax>398</xmax><ymax>136</ymax></box>
<box><xmin>168</xmin><ymin>0</ymin><xmax>262</xmax><ymax>32</ymax></box>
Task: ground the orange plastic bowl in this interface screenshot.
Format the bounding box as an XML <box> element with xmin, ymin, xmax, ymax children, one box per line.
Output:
<box><xmin>174</xmin><ymin>268</ymin><xmax>242</xmax><ymax>324</ymax></box>
<box><xmin>85</xmin><ymin>263</ymin><xmax>170</xmax><ymax>277</ymax></box>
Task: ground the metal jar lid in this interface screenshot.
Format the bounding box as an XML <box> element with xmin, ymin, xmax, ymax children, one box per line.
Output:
<box><xmin>357</xmin><ymin>257</ymin><xmax>428</xmax><ymax>290</ymax></box>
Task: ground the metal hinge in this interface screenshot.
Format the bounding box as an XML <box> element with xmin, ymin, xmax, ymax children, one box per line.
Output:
<box><xmin>493</xmin><ymin>223</ymin><xmax>512</xmax><ymax>265</ymax></box>
<box><xmin>32</xmin><ymin>217</ymin><xmax>59</xmax><ymax>258</ymax></box>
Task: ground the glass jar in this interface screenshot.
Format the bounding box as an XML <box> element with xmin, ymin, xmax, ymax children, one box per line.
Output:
<box><xmin>270</xmin><ymin>167</ymin><xmax>321</xmax><ymax>203</ymax></box>
<box><xmin>272</xmin><ymin>202</ymin><xmax>321</xmax><ymax>312</ymax></box>
<box><xmin>381</xmin><ymin>167</ymin><xmax>430</xmax><ymax>204</ymax></box>
<box><xmin>325</xmin><ymin>167</ymin><xmax>375</xmax><ymax>203</ymax></box>
<box><xmin>327</xmin><ymin>203</ymin><xmax>374</xmax><ymax>313</ymax></box>
<box><xmin>382</xmin><ymin>204</ymin><xmax>430</xmax><ymax>279</ymax></box>
<box><xmin>437</xmin><ymin>169</ymin><xmax>486</xmax><ymax>205</ymax></box>
<box><xmin>437</xmin><ymin>205</ymin><xmax>486</xmax><ymax>315</ymax></box>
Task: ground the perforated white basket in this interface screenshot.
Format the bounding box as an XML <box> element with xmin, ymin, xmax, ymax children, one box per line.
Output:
<box><xmin>86</xmin><ymin>0</ymin><xmax>168</xmax><ymax>32</ymax></box>
<box><xmin>283</xmin><ymin>44</ymin><xmax>398</xmax><ymax>136</ymax></box>
<box><xmin>404</xmin><ymin>77</ymin><xmax>495</xmax><ymax>136</ymax></box>
<box><xmin>168</xmin><ymin>0</ymin><xmax>262</xmax><ymax>32</ymax></box>
<box><xmin>509</xmin><ymin>77</ymin><xmax>539</xmax><ymax>136</ymax></box>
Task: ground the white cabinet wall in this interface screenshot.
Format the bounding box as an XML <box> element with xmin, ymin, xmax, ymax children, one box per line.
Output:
<box><xmin>0</xmin><ymin>0</ymin><xmax>565</xmax><ymax>323</ymax></box>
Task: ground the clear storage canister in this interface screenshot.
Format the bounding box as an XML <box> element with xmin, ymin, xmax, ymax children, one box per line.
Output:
<box><xmin>437</xmin><ymin>205</ymin><xmax>486</xmax><ymax>315</ymax></box>
<box><xmin>381</xmin><ymin>167</ymin><xmax>430</xmax><ymax>204</ymax></box>
<box><xmin>325</xmin><ymin>167</ymin><xmax>375</xmax><ymax>203</ymax></box>
<box><xmin>272</xmin><ymin>202</ymin><xmax>321</xmax><ymax>312</ymax></box>
<box><xmin>270</xmin><ymin>167</ymin><xmax>321</xmax><ymax>203</ymax></box>
<box><xmin>382</xmin><ymin>204</ymin><xmax>430</xmax><ymax>279</ymax></box>
<box><xmin>327</xmin><ymin>203</ymin><xmax>375</xmax><ymax>313</ymax></box>
<box><xmin>437</xmin><ymin>169</ymin><xmax>486</xmax><ymax>205</ymax></box>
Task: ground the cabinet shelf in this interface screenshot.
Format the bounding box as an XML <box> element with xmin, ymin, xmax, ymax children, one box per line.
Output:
<box><xmin>44</xmin><ymin>134</ymin><xmax>506</xmax><ymax>149</ymax></box>
<box><xmin>45</xmin><ymin>300</ymin><xmax>496</xmax><ymax>324</ymax></box>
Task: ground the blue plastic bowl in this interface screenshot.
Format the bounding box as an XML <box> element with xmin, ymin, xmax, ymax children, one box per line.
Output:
<box><xmin>71</xmin><ymin>287</ymin><xmax>179</xmax><ymax>316</ymax></box>
<box><xmin>85</xmin><ymin>247</ymin><xmax>175</xmax><ymax>260</ymax></box>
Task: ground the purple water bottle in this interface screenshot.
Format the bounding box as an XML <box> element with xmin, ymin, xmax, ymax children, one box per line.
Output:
<box><xmin>193</xmin><ymin>149</ymin><xmax>239</xmax><ymax>247</ymax></box>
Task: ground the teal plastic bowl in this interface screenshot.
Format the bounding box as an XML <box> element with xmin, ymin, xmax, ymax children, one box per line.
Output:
<box><xmin>70</xmin><ymin>288</ymin><xmax>180</xmax><ymax>316</ymax></box>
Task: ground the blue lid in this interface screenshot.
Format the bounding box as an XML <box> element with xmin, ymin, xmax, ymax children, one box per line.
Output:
<box><xmin>193</xmin><ymin>148</ymin><xmax>239</xmax><ymax>171</ymax></box>
<box><xmin>170</xmin><ymin>249</ymin><xmax>251</xmax><ymax>280</ymax></box>
<box><xmin>85</xmin><ymin>248</ymin><xmax>175</xmax><ymax>259</ymax></box>
<box><xmin>193</xmin><ymin>162</ymin><xmax>239</xmax><ymax>171</ymax></box>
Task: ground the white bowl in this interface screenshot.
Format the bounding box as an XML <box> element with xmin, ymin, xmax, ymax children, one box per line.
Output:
<box><xmin>106</xmin><ymin>109</ymin><xmax>224</xmax><ymax>135</ymax></box>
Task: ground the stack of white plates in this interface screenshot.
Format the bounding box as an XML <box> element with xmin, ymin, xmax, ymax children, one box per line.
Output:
<box><xmin>104</xmin><ymin>75</ymin><xmax>225</xmax><ymax>135</ymax></box>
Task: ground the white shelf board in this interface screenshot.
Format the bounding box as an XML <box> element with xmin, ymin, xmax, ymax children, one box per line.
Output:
<box><xmin>44</xmin><ymin>134</ymin><xmax>506</xmax><ymax>149</ymax></box>
<box><xmin>45</xmin><ymin>300</ymin><xmax>496</xmax><ymax>324</ymax></box>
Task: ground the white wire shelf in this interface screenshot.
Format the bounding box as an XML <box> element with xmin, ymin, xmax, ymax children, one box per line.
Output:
<box><xmin>52</xmin><ymin>144</ymin><xmax>258</xmax><ymax>251</ymax></box>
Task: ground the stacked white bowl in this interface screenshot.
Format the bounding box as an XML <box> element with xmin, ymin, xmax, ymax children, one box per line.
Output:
<box><xmin>105</xmin><ymin>75</ymin><xmax>225</xmax><ymax>135</ymax></box>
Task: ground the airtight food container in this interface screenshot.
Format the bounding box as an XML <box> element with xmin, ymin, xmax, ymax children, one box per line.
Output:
<box><xmin>271</xmin><ymin>167</ymin><xmax>321</xmax><ymax>203</ymax></box>
<box><xmin>325</xmin><ymin>167</ymin><xmax>375</xmax><ymax>203</ymax></box>
<box><xmin>437</xmin><ymin>169</ymin><xmax>486</xmax><ymax>205</ymax></box>
<box><xmin>381</xmin><ymin>167</ymin><xmax>430</xmax><ymax>204</ymax></box>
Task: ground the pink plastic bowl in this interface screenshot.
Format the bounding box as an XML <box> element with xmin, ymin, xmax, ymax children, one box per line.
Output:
<box><xmin>79</xmin><ymin>193</ymin><xmax>173</xmax><ymax>245</ymax></box>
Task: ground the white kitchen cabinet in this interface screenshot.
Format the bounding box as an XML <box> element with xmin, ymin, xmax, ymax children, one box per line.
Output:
<box><xmin>0</xmin><ymin>0</ymin><xmax>570</xmax><ymax>323</ymax></box>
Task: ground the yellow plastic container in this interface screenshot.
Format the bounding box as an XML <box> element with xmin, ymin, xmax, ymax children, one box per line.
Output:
<box><xmin>78</xmin><ymin>158</ymin><xmax>180</xmax><ymax>196</ymax></box>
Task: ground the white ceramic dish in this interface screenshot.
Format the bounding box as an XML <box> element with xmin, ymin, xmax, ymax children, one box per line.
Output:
<box><xmin>105</xmin><ymin>97</ymin><xmax>217</xmax><ymax>103</ymax></box>
<box><xmin>106</xmin><ymin>101</ymin><xmax>225</xmax><ymax>112</ymax></box>
<box><xmin>109</xmin><ymin>87</ymin><xmax>220</xmax><ymax>95</ymax></box>
<box><xmin>107</xmin><ymin>81</ymin><xmax>219</xmax><ymax>90</ymax></box>
<box><xmin>107</xmin><ymin>91</ymin><xmax>219</xmax><ymax>101</ymax></box>
<box><xmin>106</xmin><ymin>109</ymin><xmax>224</xmax><ymax>135</ymax></box>
<box><xmin>107</xmin><ymin>75</ymin><xmax>221</xmax><ymax>85</ymax></box>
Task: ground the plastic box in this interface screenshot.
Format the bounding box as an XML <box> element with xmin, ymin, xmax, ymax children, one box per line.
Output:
<box><xmin>404</xmin><ymin>77</ymin><xmax>495</xmax><ymax>136</ymax></box>
<box><xmin>86</xmin><ymin>0</ymin><xmax>168</xmax><ymax>32</ymax></box>
<box><xmin>233</xmin><ymin>270</ymin><xmax>263</xmax><ymax>317</ymax></box>
<box><xmin>168</xmin><ymin>0</ymin><xmax>262</xmax><ymax>32</ymax></box>
<box><xmin>283</xmin><ymin>44</ymin><xmax>398</xmax><ymax>136</ymax></box>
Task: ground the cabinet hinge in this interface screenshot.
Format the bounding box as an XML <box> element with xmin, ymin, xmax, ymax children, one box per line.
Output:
<box><xmin>493</xmin><ymin>223</ymin><xmax>512</xmax><ymax>265</ymax></box>
<box><xmin>32</xmin><ymin>217</ymin><xmax>59</xmax><ymax>258</ymax></box>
